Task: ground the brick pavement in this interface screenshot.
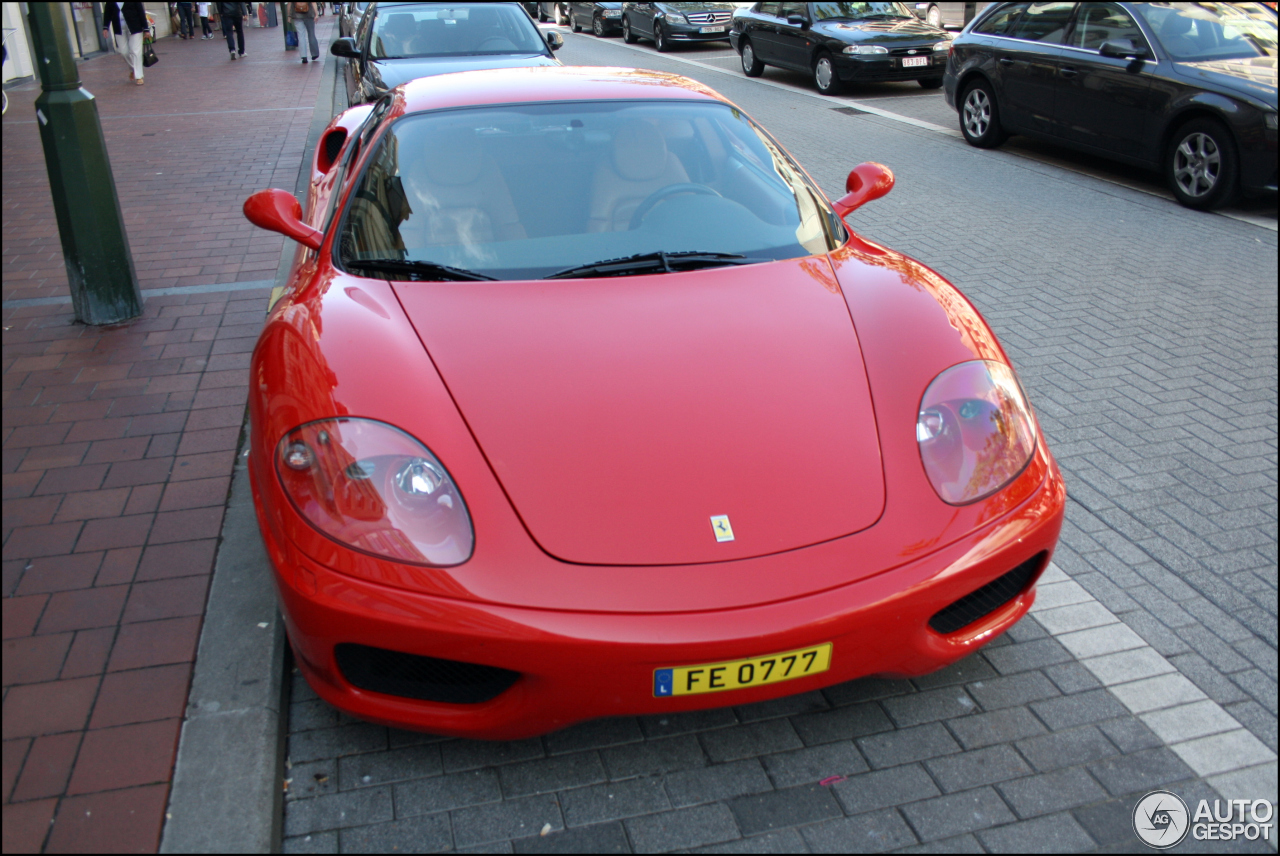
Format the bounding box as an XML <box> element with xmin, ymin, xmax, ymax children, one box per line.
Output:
<box><xmin>2</xmin><ymin>16</ymin><xmax>337</xmax><ymax>853</ymax></box>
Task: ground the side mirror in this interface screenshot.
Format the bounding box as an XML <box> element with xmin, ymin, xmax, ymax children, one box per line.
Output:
<box><xmin>1099</xmin><ymin>38</ymin><xmax>1148</xmax><ymax>60</ymax></box>
<box><xmin>546</xmin><ymin>30</ymin><xmax>563</xmax><ymax>50</ymax></box>
<box><xmin>786</xmin><ymin>14</ymin><xmax>809</xmax><ymax>27</ymax></box>
<box><xmin>832</xmin><ymin>162</ymin><xmax>895</xmax><ymax>218</ymax></box>
<box><xmin>331</xmin><ymin>36</ymin><xmax>360</xmax><ymax>58</ymax></box>
<box><xmin>244</xmin><ymin>189</ymin><xmax>324</xmax><ymax>251</ymax></box>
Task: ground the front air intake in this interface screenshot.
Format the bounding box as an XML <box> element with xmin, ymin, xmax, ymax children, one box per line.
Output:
<box><xmin>334</xmin><ymin>643</ymin><xmax>519</xmax><ymax>704</ymax></box>
<box><xmin>928</xmin><ymin>553</ymin><xmax>1044</xmax><ymax>635</ymax></box>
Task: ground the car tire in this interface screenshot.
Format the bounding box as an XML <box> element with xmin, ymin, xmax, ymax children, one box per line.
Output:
<box><xmin>926</xmin><ymin>4</ymin><xmax>942</xmax><ymax>28</ymax></box>
<box><xmin>1166</xmin><ymin>118</ymin><xmax>1239</xmax><ymax>210</ymax></box>
<box><xmin>654</xmin><ymin>21</ymin><xmax>671</xmax><ymax>52</ymax></box>
<box><xmin>959</xmin><ymin>79</ymin><xmax>1007</xmax><ymax>148</ymax></box>
<box><xmin>740</xmin><ymin>38</ymin><xmax>764</xmax><ymax>76</ymax></box>
<box><xmin>918</xmin><ymin>76</ymin><xmax>944</xmax><ymax>89</ymax></box>
<box><xmin>570</xmin><ymin>9</ymin><xmax>580</xmax><ymax>32</ymax></box>
<box><xmin>557</xmin><ymin>3</ymin><xmax>569</xmax><ymax>26</ymax></box>
<box><xmin>593</xmin><ymin>13</ymin><xmax>605</xmax><ymax>36</ymax></box>
<box><xmin>813</xmin><ymin>51</ymin><xmax>842</xmax><ymax>95</ymax></box>
<box><xmin>622</xmin><ymin>16</ymin><xmax>637</xmax><ymax>42</ymax></box>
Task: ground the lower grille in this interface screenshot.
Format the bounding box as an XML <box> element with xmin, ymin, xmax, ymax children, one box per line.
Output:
<box><xmin>334</xmin><ymin>643</ymin><xmax>519</xmax><ymax>704</ymax></box>
<box><xmin>928</xmin><ymin>554</ymin><xmax>1044</xmax><ymax>635</ymax></box>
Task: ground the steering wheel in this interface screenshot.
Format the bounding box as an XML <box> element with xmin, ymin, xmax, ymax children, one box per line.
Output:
<box><xmin>628</xmin><ymin>183</ymin><xmax>722</xmax><ymax>231</ymax></box>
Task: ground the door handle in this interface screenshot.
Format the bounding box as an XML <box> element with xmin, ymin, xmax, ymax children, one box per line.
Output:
<box><xmin>1060</xmin><ymin>66</ymin><xmax>1078</xmax><ymax>78</ymax></box>
<box><xmin>997</xmin><ymin>57</ymin><xmax>1014</xmax><ymax>66</ymax></box>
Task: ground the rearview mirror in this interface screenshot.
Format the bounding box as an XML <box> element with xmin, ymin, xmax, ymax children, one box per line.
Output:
<box><xmin>1099</xmin><ymin>38</ymin><xmax>1148</xmax><ymax>60</ymax></box>
<box><xmin>832</xmin><ymin>162</ymin><xmax>895</xmax><ymax>218</ymax></box>
<box><xmin>786</xmin><ymin>14</ymin><xmax>809</xmax><ymax>27</ymax></box>
<box><xmin>331</xmin><ymin>36</ymin><xmax>360</xmax><ymax>58</ymax></box>
<box><xmin>546</xmin><ymin>30</ymin><xmax>564</xmax><ymax>50</ymax></box>
<box><xmin>243</xmin><ymin>189</ymin><xmax>324</xmax><ymax>251</ymax></box>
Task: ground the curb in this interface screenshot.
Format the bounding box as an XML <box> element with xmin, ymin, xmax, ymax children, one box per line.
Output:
<box><xmin>160</xmin><ymin>36</ymin><xmax>342</xmax><ymax>854</ymax></box>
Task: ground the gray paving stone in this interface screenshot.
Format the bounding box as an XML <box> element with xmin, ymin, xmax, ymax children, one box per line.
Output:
<box><xmin>453</xmin><ymin>842</ymin><xmax>513</xmax><ymax>854</ymax></box>
<box><xmin>1140</xmin><ymin>699</ymin><xmax>1242</xmax><ymax>745</ymax></box>
<box><xmin>790</xmin><ymin>700</ymin><xmax>894</xmax><ymax>745</ymax></box>
<box><xmin>559</xmin><ymin>775</ymin><xmax>671</xmax><ymax>827</ymax></box>
<box><xmin>388</xmin><ymin>728</ymin><xmax>450</xmax><ymax>749</ymax></box>
<box><xmin>1118</xmin><ymin>609</ymin><xmax>1192</xmax><ymax>658</ymax></box>
<box><xmin>947</xmin><ymin>707</ymin><xmax>1048</xmax><ymax>750</ymax></box>
<box><xmin>831</xmin><ymin>763</ymin><xmax>939</xmax><ymax>815</ymax></box>
<box><xmin>995</xmin><ymin>767</ymin><xmax>1108</xmax><ymax>819</ymax></box>
<box><xmin>900</xmin><ymin>787</ymin><xmax>1017</xmax><ymax>841</ymax></box>
<box><xmin>601</xmin><ymin>733</ymin><xmax>708</xmax><ymax>780</ymax></box>
<box><xmin>1231</xmin><ymin>669</ymin><xmax>1279</xmax><ymax>714</ymax></box>
<box><xmin>800</xmin><ymin>808</ymin><xmax>917</xmax><ymax>853</ymax></box>
<box><xmin>283</xmin><ymin>832</ymin><xmax>339</xmax><ymax>854</ymax></box>
<box><xmin>511</xmin><ymin>821</ymin><xmax>629</xmax><ymax>854</ymax></box>
<box><xmin>1043</xmin><ymin>661</ymin><xmax>1103</xmax><ymax>694</ymax></box>
<box><xmin>664</xmin><ymin>758</ymin><xmax>774</xmax><ymax>807</ymax></box>
<box><xmin>760</xmin><ymin>740</ymin><xmax>867</xmax><ymax>788</ymax></box>
<box><xmin>638</xmin><ymin>708</ymin><xmax>738</xmax><ymax>738</ymax></box>
<box><xmin>857</xmin><ymin>723</ymin><xmax>961</xmax><ymax>769</ymax></box>
<box><xmin>624</xmin><ymin>804</ymin><xmax>740</xmax><ymax>853</ymax></box>
<box><xmin>284</xmin><ymin>787</ymin><xmax>395</xmax><ymax>837</ymax></box>
<box><xmin>499</xmin><ymin>751</ymin><xmax>607</xmax><ymax>798</ymax></box>
<box><xmin>1097</xmin><ymin>717</ymin><xmax>1164</xmax><ymax>753</ymax></box>
<box><xmin>1008</xmin><ymin>616</ymin><xmax>1050</xmax><ymax>642</ymax></box>
<box><xmin>452</xmin><ymin>795</ymin><xmax>564</xmax><ymax>849</ymax></box>
<box><xmin>700</xmin><ymin>720</ymin><xmax>803</xmax><ymax>763</ymax></box>
<box><xmin>882</xmin><ymin>687</ymin><xmax>978</xmax><ymax>728</ymax></box>
<box><xmin>897</xmin><ymin>833</ymin><xmax>985</xmax><ymax>853</ymax></box>
<box><xmin>338</xmin><ymin>813</ymin><xmax>452</xmax><ymax>854</ymax></box>
<box><xmin>1170</xmin><ymin>653</ymin><xmax>1252</xmax><ymax>705</ymax></box>
<box><xmin>441</xmin><ymin>738</ymin><xmax>545</xmax><ymax>773</ymax></box>
<box><xmin>1170</xmin><ymin>728</ymin><xmax>1277</xmax><ymax>777</ymax></box>
<box><xmin>975</xmin><ymin>812</ymin><xmax>1097</xmax><ymax>854</ymax></box>
<box><xmin>912</xmin><ymin>655</ymin><xmax>997</xmax><ymax>690</ymax></box>
<box><xmin>822</xmin><ymin>678</ymin><xmax>914</xmax><ymax>706</ymax></box>
<box><xmin>1031</xmin><ymin>689</ymin><xmax>1130</xmax><ymax>730</ymax></box>
<box><xmin>925</xmin><ymin>745</ymin><xmax>1034</xmax><ymax>793</ymax></box>
<box><xmin>1086</xmin><ymin>747</ymin><xmax>1197</xmax><ymax>797</ymax></box>
<box><xmin>734</xmin><ymin>691</ymin><xmax>829</xmax><ymax>723</ymax></box>
<box><xmin>1016</xmin><ymin>725</ymin><xmax>1118</xmax><ymax>772</ymax></box>
<box><xmin>543</xmin><ymin>718</ymin><xmax>643</xmax><ymax>756</ymax></box>
<box><xmin>290</xmin><ymin>699</ymin><xmax>350</xmax><ymax>733</ymax></box>
<box><xmin>1083</xmin><ymin>647</ymin><xmax>1176</xmax><ymax>686</ymax></box>
<box><xmin>983</xmin><ymin>638</ymin><xmax>1075</xmax><ymax>676</ymax></box>
<box><xmin>726</xmin><ymin>783</ymin><xmax>843</xmax><ymax>835</ymax></box>
<box><xmin>288</xmin><ymin>724</ymin><xmax>389</xmax><ymax>764</ymax></box>
<box><xmin>966</xmin><ymin>673</ymin><xmax>1061</xmax><ymax>710</ymax></box>
<box><xmin>1224</xmin><ymin>700</ymin><xmax>1279</xmax><ymax>752</ymax></box>
<box><xmin>338</xmin><ymin>744</ymin><xmax>443</xmax><ymax>790</ymax></box>
<box><xmin>1070</xmin><ymin>799</ymin><xmax>1135</xmax><ymax>849</ymax></box>
<box><xmin>395</xmin><ymin>769</ymin><xmax>502</xmax><ymax>818</ymax></box>
<box><xmin>692</xmin><ymin>829</ymin><xmax>806</xmax><ymax>854</ymax></box>
<box><xmin>286</xmin><ymin>760</ymin><xmax>339</xmax><ymax>802</ymax></box>
<box><xmin>1110</xmin><ymin>672</ymin><xmax>1209</xmax><ymax>714</ymax></box>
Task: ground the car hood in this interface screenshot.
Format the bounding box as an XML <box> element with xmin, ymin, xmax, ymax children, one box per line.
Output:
<box><xmin>1173</xmin><ymin>56</ymin><xmax>1278</xmax><ymax>108</ymax></box>
<box><xmin>818</xmin><ymin>16</ymin><xmax>948</xmax><ymax>43</ymax></box>
<box><xmin>394</xmin><ymin>257</ymin><xmax>886</xmax><ymax>567</ymax></box>
<box><xmin>368</xmin><ymin>54</ymin><xmax>561</xmax><ymax>90</ymax></box>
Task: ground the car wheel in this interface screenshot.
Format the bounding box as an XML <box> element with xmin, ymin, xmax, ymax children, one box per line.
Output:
<box><xmin>557</xmin><ymin>3</ymin><xmax>569</xmax><ymax>26</ymax></box>
<box><xmin>1166</xmin><ymin>118</ymin><xmax>1238</xmax><ymax>210</ymax></box>
<box><xmin>959</xmin><ymin>79</ymin><xmax>1007</xmax><ymax>148</ymax></box>
<box><xmin>740</xmin><ymin>38</ymin><xmax>764</xmax><ymax>76</ymax></box>
<box><xmin>918</xmin><ymin>76</ymin><xmax>944</xmax><ymax>89</ymax></box>
<box><xmin>570</xmin><ymin>9</ymin><xmax>580</xmax><ymax>31</ymax></box>
<box><xmin>593</xmin><ymin>13</ymin><xmax>605</xmax><ymax>36</ymax></box>
<box><xmin>654</xmin><ymin>21</ymin><xmax>671</xmax><ymax>52</ymax></box>
<box><xmin>926</xmin><ymin>4</ymin><xmax>942</xmax><ymax>28</ymax></box>
<box><xmin>813</xmin><ymin>52</ymin><xmax>842</xmax><ymax>95</ymax></box>
<box><xmin>622</xmin><ymin>16</ymin><xmax>637</xmax><ymax>42</ymax></box>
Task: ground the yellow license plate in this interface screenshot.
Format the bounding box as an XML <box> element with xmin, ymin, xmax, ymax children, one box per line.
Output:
<box><xmin>653</xmin><ymin>643</ymin><xmax>832</xmax><ymax>697</ymax></box>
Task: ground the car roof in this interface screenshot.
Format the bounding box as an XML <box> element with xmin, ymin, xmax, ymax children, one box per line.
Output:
<box><xmin>397</xmin><ymin>66</ymin><xmax>728</xmax><ymax>112</ymax></box>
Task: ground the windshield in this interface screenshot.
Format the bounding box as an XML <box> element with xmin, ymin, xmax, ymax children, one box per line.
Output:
<box><xmin>1138</xmin><ymin>2</ymin><xmax>1277</xmax><ymax>61</ymax></box>
<box><xmin>338</xmin><ymin>100</ymin><xmax>846</xmax><ymax>281</ymax></box>
<box><xmin>369</xmin><ymin>3</ymin><xmax>547</xmax><ymax>59</ymax></box>
<box><xmin>812</xmin><ymin>2</ymin><xmax>915</xmax><ymax>21</ymax></box>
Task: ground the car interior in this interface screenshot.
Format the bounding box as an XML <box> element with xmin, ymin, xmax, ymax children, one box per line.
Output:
<box><xmin>370</xmin><ymin>6</ymin><xmax>543</xmax><ymax>58</ymax></box>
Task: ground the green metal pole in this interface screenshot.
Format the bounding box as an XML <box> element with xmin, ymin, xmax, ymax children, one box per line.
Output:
<box><xmin>28</xmin><ymin>2</ymin><xmax>142</xmax><ymax>324</ymax></box>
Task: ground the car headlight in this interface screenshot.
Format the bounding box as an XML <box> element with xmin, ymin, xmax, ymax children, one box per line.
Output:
<box><xmin>916</xmin><ymin>361</ymin><xmax>1037</xmax><ymax>505</ymax></box>
<box><xmin>665</xmin><ymin>12</ymin><xmax>687</xmax><ymax>24</ymax></box>
<box><xmin>843</xmin><ymin>44</ymin><xmax>888</xmax><ymax>55</ymax></box>
<box><xmin>603</xmin><ymin>9</ymin><xmax>621</xmax><ymax>16</ymax></box>
<box><xmin>276</xmin><ymin>418</ymin><xmax>474</xmax><ymax>566</ymax></box>
<box><xmin>933</xmin><ymin>40</ymin><xmax>951</xmax><ymax>51</ymax></box>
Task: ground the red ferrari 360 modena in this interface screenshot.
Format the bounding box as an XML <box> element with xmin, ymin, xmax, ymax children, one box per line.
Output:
<box><xmin>244</xmin><ymin>65</ymin><xmax>1065</xmax><ymax>740</ymax></box>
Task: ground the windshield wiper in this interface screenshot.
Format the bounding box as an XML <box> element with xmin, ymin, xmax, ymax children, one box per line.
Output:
<box><xmin>345</xmin><ymin>258</ymin><xmax>496</xmax><ymax>282</ymax></box>
<box><xmin>545</xmin><ymin>251</ymin><xmax>761</xmax><ymax>280</ymax></box>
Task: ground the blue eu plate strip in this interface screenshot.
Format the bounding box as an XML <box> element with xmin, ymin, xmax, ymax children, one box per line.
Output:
<box><xmin>653</xmin><ymin>668</ymin><xmax>673</xmax><ymax>697</ymax></box>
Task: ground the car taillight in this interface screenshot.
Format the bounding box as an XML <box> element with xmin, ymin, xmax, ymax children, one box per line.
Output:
<box><xmin>916</xmin><ymin>361</ymin><xmax>1037</xmax><ymax>505</ymax></box>
<box><xmin>275</xmin><ymin>418</ymin><xmax>473</xmax><ymax>566</ymax></box>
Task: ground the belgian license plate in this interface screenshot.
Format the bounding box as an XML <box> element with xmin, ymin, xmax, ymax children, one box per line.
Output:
<box><xmin>653</xmin><ymin>643</ymin><xmax>832</xmax><ymax>697</ymax></box>
<box><xmin>700</xmin><ymin>25</ymin><xmax>726</xmax><ymax>33</ymax></box>
<box><xmin>902</xmin><ymin>56</ymin><xmax>930</xmax><ymax>68</ymax></box>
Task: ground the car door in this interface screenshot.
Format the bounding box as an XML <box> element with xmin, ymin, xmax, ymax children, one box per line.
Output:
<box><xmin>1054</xmin><ymin>2</ymin><xmax>1155</xmax><ymax>158</ymax></box>
<box><xmin>992</xmin><ymin>1</ymin><xmax>1076</xmax><ymax>134</ymax></box>
<box><xmin>771</xmin><ymin>2</ymin><xmax>813</xmax><ymax>70</ymax></box>
<box><xmin>743</xmin><ymin>3</ymin><xmax>783</xmax><ymax>63</ymax></box>
<box><xmin>628</xmin><ymin>1</ymin><xmax>655</xmax><ymax>37</ymax></box>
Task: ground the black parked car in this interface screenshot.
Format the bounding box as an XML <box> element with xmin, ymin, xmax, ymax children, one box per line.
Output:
<box><xmin>332</xmin><ymin>2</ymin><xmax>563</xmax><ymax>105</ymax></box>
<box><xmin>945</xmin><ymin>1</ymin><xmax>1278</xmax><ymax>210</ymax></box>
<box><xmin>567</xmin><ymin>1</ymin><xmax>625</xmax><ymax>35</ymax></box>
<box><xmin>622</xmin><ymin>2</ymin><xmax>737</xmax><ymax>51</ymax></box>
<box><xmin>730</xmin><ymin>2</ymin><xmax>953</xmax><ymax>94</ymax></box>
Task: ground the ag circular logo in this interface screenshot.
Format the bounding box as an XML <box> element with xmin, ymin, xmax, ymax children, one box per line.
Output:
<box><xmin>1133</xmin><ymin>790</ymin><xmax>1190</xmax><ymax>849</ymax></box>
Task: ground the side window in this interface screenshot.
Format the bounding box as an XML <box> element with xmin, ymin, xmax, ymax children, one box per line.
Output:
<box><xmin>778</xmin><ymin>3</ymin><xmax>807</xmax><ymax>19</ymax></box>
<box><xmin>1070</xmin><ymin>2</ymin><xmax>1148</xmax><ymax>52</ymax></box>
<box><xmin>756</xmin><ymin>3</ymin><xmax>781</xmax><ymax>15</ymax></box>
<box><xmin>1008</xmin><ymin>1</ymin><xmax>1076</xmax><ymax>44</ymax></box>
<box><xmin>974</xmin><ymin>3</ymin><xmax>1029</xmax><ymax>36</ymax></box>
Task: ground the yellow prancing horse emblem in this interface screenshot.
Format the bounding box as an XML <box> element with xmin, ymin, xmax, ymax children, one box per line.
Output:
<box><xmin>710</xmin><ymin>515</ymin><xmax>734</xmax><ymax>543</ymax></box>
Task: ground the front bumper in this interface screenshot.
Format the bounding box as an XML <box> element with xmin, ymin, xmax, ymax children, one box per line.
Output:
<box><xmin>662</xmin><ymin>20</ymin><xmax>732</xmax><ymax>41</ymax></box>
<box><xmin>836</xmin><ymin>53</ymin><xmax>947</xmax><ymax>82</ymax></box>
<box><xmin>257</xmin><ymin>456</ymin><xmax>1065</xmax><ymax>739</ymax></box>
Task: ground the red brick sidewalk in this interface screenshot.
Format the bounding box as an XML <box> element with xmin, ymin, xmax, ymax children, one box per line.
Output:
<box><xmin>3</xmin><ymin>16</ymin><xmax>336</xmax><ymax>853</ymax></box>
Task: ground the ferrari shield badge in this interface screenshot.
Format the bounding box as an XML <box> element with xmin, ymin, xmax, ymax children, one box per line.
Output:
<box><xmin>710</xmin><ymin>515</ymin><xmax>735</xmax><ymax>542</ymax></box>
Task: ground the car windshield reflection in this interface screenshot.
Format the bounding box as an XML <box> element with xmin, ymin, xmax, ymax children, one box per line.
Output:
<box><xmin>1137</xmin><ymin>2</ymin><xmax>1277</xmax><ymax>62</ymax></box>
<box><xmin>370</xmin><ymin>3</ymin><xmax>547</xmax><ymax>59</ymax></box>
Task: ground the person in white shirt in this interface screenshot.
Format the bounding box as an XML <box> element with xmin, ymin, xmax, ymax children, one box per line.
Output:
<box><xmin>198</xmin><ymin>2</ymin><xmax>214</xmax><ymax>38</ymax></box>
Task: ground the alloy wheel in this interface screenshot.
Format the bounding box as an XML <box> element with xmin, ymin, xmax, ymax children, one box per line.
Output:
<box><xmin>815</xmin><ymin>56</ymin><xmax>836</xmax><ymax>92</ymax></box>
<box><xmin>1173</xmin><ymin>132</ymin><xmax>1221</xmax><ymax>198</ymax></box>
<box><xmin>594</xmin><ymin>14</ymin><xmax>604</xmax><ymax>36</ymax></box>
<box><xmin>963</xmin><ymin>88</ymin><xmax>990</xmax><ymax>138</ymax></box>
<box><xmin>927</xmin><ymin>5</ymin><xmax>942</xmax><ymax>28</ymax></box>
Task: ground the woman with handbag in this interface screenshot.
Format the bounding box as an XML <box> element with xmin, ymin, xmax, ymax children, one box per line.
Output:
<box><xmin>293</xmin><ymin>2</ymin><xmax>319</xmax><ymax>65</ymax></box>
<box><xmin>102</xmin><ymin>2</ymin><xmax>148</xmax><ymax>85</ymax></box>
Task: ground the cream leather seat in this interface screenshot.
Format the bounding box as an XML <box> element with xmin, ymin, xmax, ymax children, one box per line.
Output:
<box><xmin>588</xmin><ymin>119</ymin><xmax>689</xmax><ymax>232</ymax></box>
<box><xmin>400</xmin><ymin>129</ymin><xmax>526</xmax><ymax>248</ymax></box>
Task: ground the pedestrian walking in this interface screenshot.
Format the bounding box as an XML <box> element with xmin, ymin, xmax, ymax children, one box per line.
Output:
<box><xmin>177</xmin><ymin>1</ymin><xmax>195</xmax><ymax>38</ymax></box>
<box><xmin>197</xmin><ymin>2</ymin><xmax>214</xmax><ymax>38</ymax></box>
<box><xmin>293</xmin><ymin>2</ymin><xmax>320</xmax><ymax>64</ymax></box>
<box><xmin>102</xmin><ymin>2</ymin><xmax>147</xmax><ymax>85</ymax></box>
<box><xmin>217</xmin><ymin>1</ymin><xmax>247</xmax><ymax>59</ymax></box>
